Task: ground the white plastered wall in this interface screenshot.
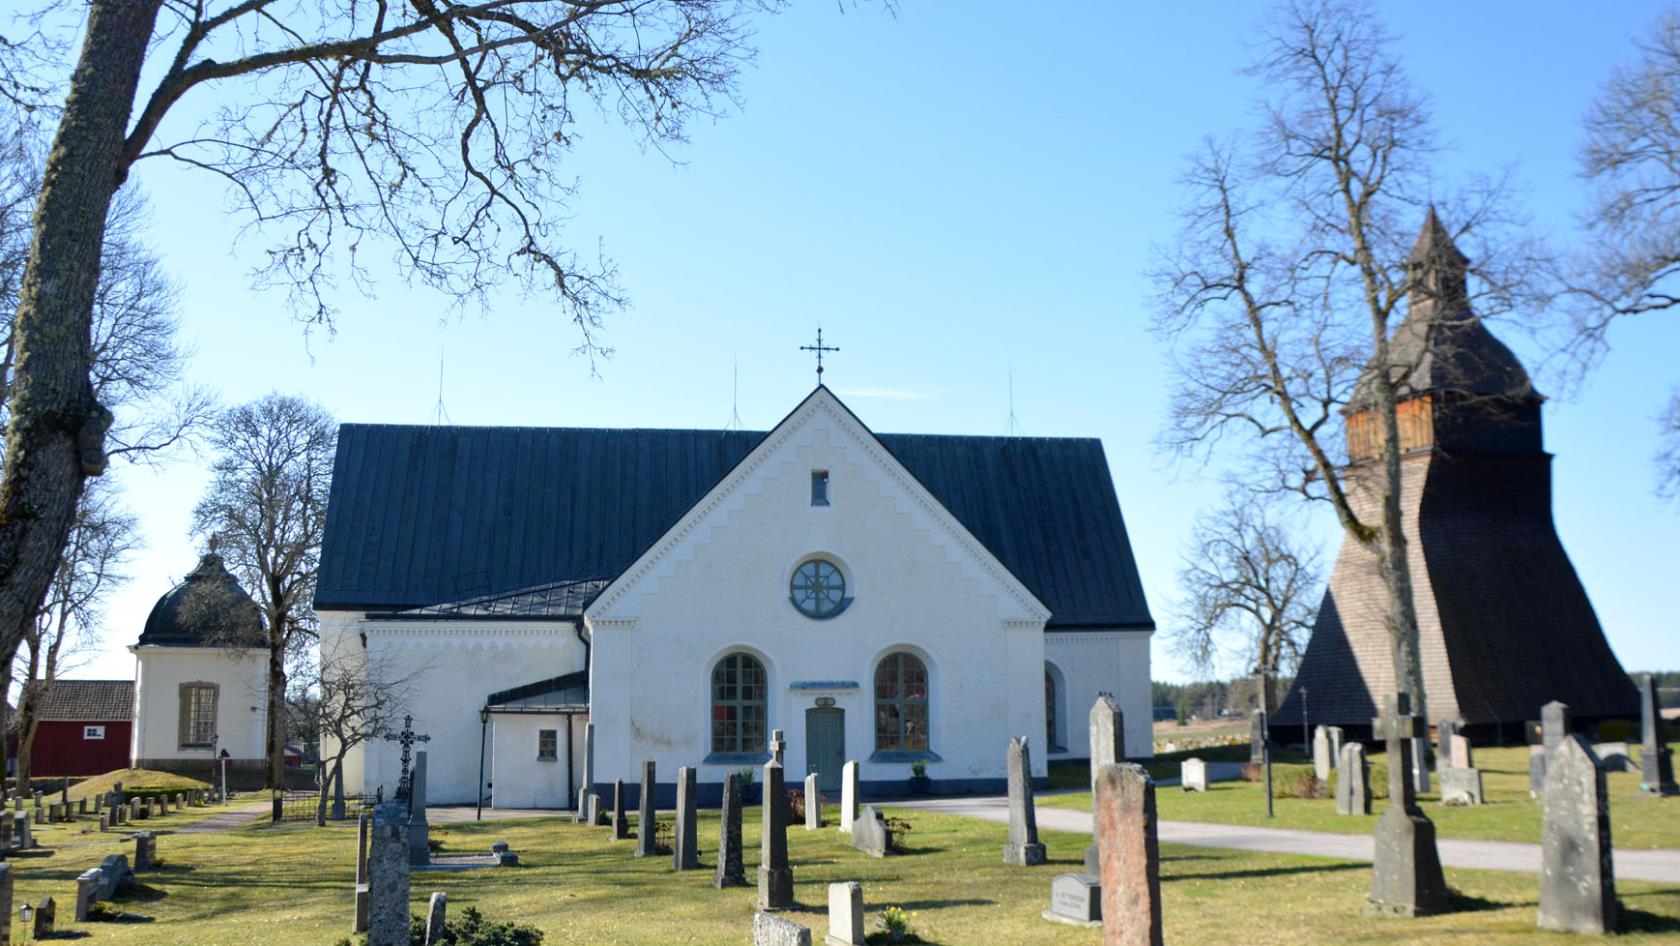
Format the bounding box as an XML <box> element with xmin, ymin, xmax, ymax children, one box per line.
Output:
<box><xmin>1044</xmin><ymin>629</ymin><xmax>1154</xmax><ymax>762</ymax></box>
<box><xmin>489</xmin><ymin>713</ymin><xmax>585</xmax><ymax>809</ymax></box>
<box><xmin>587</xmin><ymin>390</ymin><xmax>1050</xmax><ymax>793</ymax></box>
<box><xmin>130</xmin><ymin>645</ymin><xmax>268</xmax><ymax>764</ymax></box>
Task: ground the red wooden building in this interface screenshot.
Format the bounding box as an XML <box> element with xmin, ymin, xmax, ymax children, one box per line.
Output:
<box><xmin>14</xmin><ymin>680</ymin><xmax>135</xmax><ymax>777</ymax></box>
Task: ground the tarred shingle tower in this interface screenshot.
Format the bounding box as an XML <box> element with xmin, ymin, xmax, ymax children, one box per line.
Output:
<box><xmin>1278</xmin><ymin>210</ymin><xmax>1638</xmax><ymax>739</ymax></box>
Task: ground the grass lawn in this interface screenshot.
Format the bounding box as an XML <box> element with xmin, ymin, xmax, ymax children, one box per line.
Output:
<box><xmin>6</xmin><ymin>803</ymin><xmax>1676</xmax><ymax>945</ymax></box>
<box><xmin>1042</xmin><ymin>744</ymin><xmax>1680</xmax><ymax>850</ymax></box>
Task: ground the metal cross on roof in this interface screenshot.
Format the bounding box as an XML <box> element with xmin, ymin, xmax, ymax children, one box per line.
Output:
<box><xmin>382</xmin><ymin>714</ymin><xmax>431</xmax><ymax>801</ymax></box>
<box><xmin>799</xmin><ymin>327</ymin><xmax>839</xmax><ymax>384</ymax></box>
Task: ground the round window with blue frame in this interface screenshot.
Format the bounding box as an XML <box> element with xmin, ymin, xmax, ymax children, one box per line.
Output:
<box><xmin>789</xmin><ymin>558</ymin><xmax>851</xmax><ymax>619</ymax></box>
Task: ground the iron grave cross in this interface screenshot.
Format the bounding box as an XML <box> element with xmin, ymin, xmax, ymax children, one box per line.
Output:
<box><xmin>800</xmin><ymin>327</ymin><xmax>839</xmax><ymax>383</ymax></box>
<box><xmin>384</xmin><ymin>714</ymin><xmax>431</xmax><ymax>801</ymax></box>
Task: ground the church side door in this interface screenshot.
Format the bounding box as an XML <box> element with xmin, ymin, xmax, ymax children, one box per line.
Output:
<box><xmin>805</xmin><ymin>707</ymin><xmax>845</xmax><ymax>793</ymax></box>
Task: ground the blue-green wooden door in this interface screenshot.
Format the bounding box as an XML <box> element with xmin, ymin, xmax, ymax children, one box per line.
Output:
<box><xmin>805</xmin><ymin>707</ymin><xmax>845</xmax><ymax>793</ymax></box>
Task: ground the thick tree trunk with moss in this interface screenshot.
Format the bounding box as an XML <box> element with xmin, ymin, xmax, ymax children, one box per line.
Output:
<box><xmin>0</xmin><ymin>0</ymin><xmax>161</xmax><ymax>676</ymax></box>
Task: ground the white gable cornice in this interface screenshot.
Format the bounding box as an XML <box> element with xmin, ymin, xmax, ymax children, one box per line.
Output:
<box><xmin>585</xmin><ymin>386</ymin><xmax>1051</xmax><ymax>625</ymax></box>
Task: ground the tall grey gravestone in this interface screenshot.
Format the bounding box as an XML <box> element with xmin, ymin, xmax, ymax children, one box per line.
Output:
<box><xmin>424</xmin><ymin>891</ymin><xmax>447</xmax><ymax>946</ymax></box>
<box><xmin>408</xmin><ymin>751</ymin><xmax>431</xmax><ymax>867</ymax></box>
<box><xmin>635</xmin><ymin>759</ymin><xmax>657</xmax><ymax>858</ymax></box>
<box><xmin>1086</xmin><ymin>695</ymin><xmax>1125</xmax><ymax>874</ymax></box>
<box><xmin>714</xmin><ymin>771</ymin><xmax>746</xmax><ymax>889</ymax></box>
<box><xmin>1312</xmin><ymin>726</ymin><xmax>1332</xmax><ymax>782</ymax></box>
<box><xmin>673</xmin><ymin>766</ymin><xmax>699</xmax><ymax>871</ymax></box>
<box><xmin>1328</xmin><ymin>726</ymin><xmax>1344</xmax><ymax>770</ymax></box>
<box><xmin>354</xmin><ymin>811</ymin><xmax>371</xmax><ymax>933</ymax></box>
<box><xmin>577</xmin><ymin>721</ymin><xmax>597</xmax><ymax>823</ymax></box>
<box><xmin>803</xmin><ymin>772</ymin><xmax>822</xmax><ymax>830</ymax></box>
<box><xmin>1539</xmin><ymin>735</ymin><xmax>1617</xmax><ymax>935</ymax></box>
<box><xmin>612</xmin><ymin>779</ymin><xmax>629</xmax><ymax>841</ymax></box>
<box><xmin>1640</xmin><ymin>674</ymin><xmax>1677</xmax><ymax>796</ymax></box>
<box><xmin>1249</xmin><ymin>710</ymin><xmax>1267</xmax><ymax>764</ymax></box>
<box><xmin>367</xmin><ymin>803</ymin><xmax>411</xmax><ymax>946</ymax></box>
<box><xmin>838</xmin><ymin>761</ymin><xmax>860</xmax><ymax>834</ymax></box>
<box><xmin>1093</xmin><ymin>763</ymin><xmax>1163</xmax><ymax>946</ymax></box>
<box><xmin>1366</xmin><ymin>694</ymin><xmax>1448</xmax><ymax>917</ymax></box>
<box><xmin>758</xmin><ymin>758</ymin><xmax>794</xmax><ymax>910</ymax></box>
<box><xmin>1003</xmin><ymin>736</ymin><xmax>1047</xmax><ymax>866</ymax></box>
<box><xmin>1335</xmin><ymin>742</ymin><xmax>1371</xmax><ymax>815</ymax></box>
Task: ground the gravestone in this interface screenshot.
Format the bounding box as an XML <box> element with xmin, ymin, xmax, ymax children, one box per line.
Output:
<box><xmin>134</xmin><ymin>831</ymin><xmax>156</xmax><ymax>871</ymax></box>
<box><xmin>838</xmin><ymin>761</ymin><xmax>859</xmax><ymax>834</ymax></box>
<box><xmin>576</xmin><ymin>721</ymin><xmax>596</xmax><ymax>823</ymax></box>
<box><xmin>715</xmin><ymin>771</ymin><xmax>746</xmax><ymax>889</ymax></box>
<box><xmin>332</xmin><ymin>766</ymin><xmax>346</xmax><ymax>821</ymax></box>
<box><xmin>1539</xmin><ymin>735</ymin><xmax>1617</xmax><ymax>935</ymax></box>
<box><xmin>424</xmin><ymin>891</ymin><xmax>447</xmax><ymax>946</ymax></box>
<box><xmin>585</xmin><ymin>792</ymin><xmax>601</xmax><ymax>827</ymax></box>
<box><xmin>94</xmin><ymin>855</ymin><xmax>132</xmax><ymax>900</ymax></box>
<box><xmin>1249</xmin><ymin>709</ymin><xmax>1267</xmax><ymax>764</ymax></box>
<box><xmin>1366</xmin><ymin>693</ymin><xmax>1449</xmax><ymax>917</ymax></box>
<box><xmin>770</xmin><ymin>729</ymin><xmax>786</xmax><ymax>766</ymax></box>
<box><xmin>1180</xmin><ymin>758</ymin><xmax>1207</xmax><ymax>793</ymax></box>
<box><xmin>804</xmin><ymin>772</ymin><xmax>822</xmax><ymax>830</ymax></box>
<box><xmin>1093</xmin><ymin>763</ymin><xmax>1162</xmax><ymax>946</ymax></box>
<box><xmin>635</xmin><ymin>759</ymin><xmax>657</xmax><ymax>858</ymax></box>
<box><xmin>0</xmin><ymin>865</ymin><xmax>10</xmax><ymax>946</ymax></box>
<box><xmin>1449</xmin><ymin>733</ymin><xmax>1474</xmax><ymax>769</ymax></box>
<box><xmin>757</xmin><ymin>758</ymin><xmax>794</xmax><ymax>910</ymax></box>
<box><xmin>849</xmin><ymin>805</ymin><xmax>891</xmax><ymax>859</ymax></box>
<box><xmin>1439</xmin><ymin>767</ymin><xmax>1484</xmax><ymax>806</ymax></box>
<box><xmin>0</xmin><ymin>811</ymin><xmax>11</xmax><ymax>851</ymax></box>
<box><xmin>1543</xmin><ymin>700</ymin><xmax>1571</xmax><ymax>752</ymax></box>
<box><xmin>150</xmin><ymin>796</ymin><xmax>162</xmax><ymax>818</ymax></box>
<box><xmin>1328</xmin><ymin>726</ymin><xmax>1345</xmax><ymax>769</ymax></box>
<box><xmin>33</xmin><ymin>807</ymin><xmax>43</xmax><ymax>826</ymax></box>
<box><xmin>1091</xmin><ymin>694</ymin><xmax>1125</xmax><ymax>783</ymax></box>
<box><xmin>1335</xmin><ymin>742</ymin><xmax>1371</xmax><ymax>815</ymax></box>
<box><xmin>354</xmin><ymin>810</ymin><xmax>371</xmax><ymax>933</ymax></box>
<box><xmin>76</xmin><ymin>869</ymin><xmax>100</xmax><ymax>921</ymax></box>
<box><xmin>78</xmin><ymin>797</ymin><xmax>88</xmax><ymax>815</ymax></box>
<box><xmin>1003</xmin><ymin>736</ymin><xmax>1046</xmax><ymax>866</ymax></box>
<box><xmin>33</xmin><ymin>895</ymin><xmax>53</xmax><ymax>939</ymax></box>
<box><xmin>752</xmin><ymin>911</ymin><xmax>812</xmax><ymax>946</ymax></box>
<box><xmin>826</xmin><ymin>881</ymin><xmax>864</xmax><ymax>946</ymax></box>
<box><xmin>1411</xmin><ymin>734</ymin><xmax>1431</xmax><ymax>794</ymax></box>
<box><xmin>367</xmin><ymin>803</ymin><xmax>411</xmax><ymax>946</ymax></box>
<box><xmin>715</xmin><ymin>771</ymin><xmax>746</xmax><ymax>888</ymax></box>
<box><xmin>1312</xmin><ymin>726</ymin><xmax>1332</xmax><ymax>782</ymax></box>
<box><xmin>673</xmin><ymin>766</ymin><xmax>699</xmax><ymax>871</ymax></box>
<box><xmin>16</xmin><ymin>815</ymin><xmax>31</xmax><ymax>850</ymax></box>
<box><xmin>1042</xmin><ymin>872</ymin><xmax>1102</xmax><ymax>927</ymax></box>
<box><xmin>1435</xmin><ymin>719</ymin><xmax>1460</xmax><ymax>770</ymax></box>
<box><xmin>408</xmin><ymin>751</ymin><xmax>431</xmax><ymax>867</ymax></box>
<box><xmin>1640</xmin><ymin>673</ymin><xmax>1677</xmax><ymax>796</ymax></box>
<box><xmin>612</xmin><ymin>779</ymin><xmax>629</xmax><ymax>841</ymax></box>
<box><xmin>1529</xmin><ymin>744</ymin><xmax>1548</xmax><ymax>798</ymax></box>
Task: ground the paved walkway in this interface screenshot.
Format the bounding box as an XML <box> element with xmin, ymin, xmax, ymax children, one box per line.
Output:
<box><xmin>897</xmin><ymin>795</ymin><xmax>1680</xmax><ymax>884</ymax></box>
<box><xmin>176</xmin><ymin>800</ymin><xmax>271</xmax><ymax>834</ymax></box>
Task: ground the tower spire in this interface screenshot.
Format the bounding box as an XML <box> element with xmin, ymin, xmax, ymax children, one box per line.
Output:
<box><xmin>1407</xmin><ymin>205</ymin><xmax>1469</xmax><ymax>315</ymax></box>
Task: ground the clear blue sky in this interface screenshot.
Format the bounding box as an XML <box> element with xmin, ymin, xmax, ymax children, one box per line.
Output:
<box><xmin>77</xmin><ymin>1</ymin><xmax>1679</xmax><ymax>684</ymax></box>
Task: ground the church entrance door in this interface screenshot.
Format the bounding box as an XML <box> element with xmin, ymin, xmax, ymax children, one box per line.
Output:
<box><xmin>805</xmin><ymin>707</ymin><xmax>845</xmax><ymax>793</ymax></box>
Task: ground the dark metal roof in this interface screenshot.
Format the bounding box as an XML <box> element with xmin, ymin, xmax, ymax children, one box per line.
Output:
<box><xmin>369</xmin><ymin>577</ymin><xmax>611</xmax><ymax>621</ymax></box>
<box><xmin>138</xmin><ymin>553</ymin><xmax>264</xmax><ymax>648</ymax></box>
<box><xmin>486</xmin><ymin>670</ymin><xmax>589</xmax><ymax>710</ymax></box>
<box><xmin>21</xmin><ymin>680</ymin><xmax>135</xmax><ymax>722</ymax></box>
<box><xmin>315</xmin><ymin>410</ymin><xmax>1153</xmax><ymax>629</ymax></box>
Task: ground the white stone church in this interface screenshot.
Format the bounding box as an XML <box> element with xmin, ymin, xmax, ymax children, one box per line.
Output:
<box><xmin>315</xmin><ymin>386</ymin><xmax>1153</xmax><ymax>808</ymax></box>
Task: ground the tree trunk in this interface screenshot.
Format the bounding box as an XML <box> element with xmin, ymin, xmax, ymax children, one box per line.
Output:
<box><xmin>0</xmin><ymin>653</ymin><xmax>13</xmax><ymax>802</ymax></box>
<box><xmin>0</xmin><ymin>0</ymin><xmax>162</xmax><ymax>670</ymax></box>
<box><xmin>15</xmin><ymin>645</ymin><xmax>40</xmax><ymax>792</ymax></box>
<box><xmin>1374</xmin><ymin>374</ymin><xmax>1428</xmax><ymax>725</ymax></box>
<box><xmin>267</xmin><ymin>634</ymin><xmax>286</xmax><ymax>789</ymax></box>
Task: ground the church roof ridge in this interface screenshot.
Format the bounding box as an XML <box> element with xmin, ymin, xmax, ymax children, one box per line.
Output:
<box><xmin>338</xmin><ymin>419</ymin><xmax>1103</xmax><ymax>445</ymax></box>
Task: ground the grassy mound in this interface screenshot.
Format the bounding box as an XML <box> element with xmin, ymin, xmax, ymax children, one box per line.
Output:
<box><xmin>63</xmin><ymin>768</ymin><xmax>211</xmax><ymax>800</ymax></box>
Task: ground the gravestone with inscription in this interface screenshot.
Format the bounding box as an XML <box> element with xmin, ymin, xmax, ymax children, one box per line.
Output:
<box><xmin>752</xmin><ymin>911</ymin><xmax>811</xmax><ymax>946</ymax></box>
<box><xmin>367</xmin><ymin>803</ymin><xmax>411</xmax><ymax>946</ymax></box>
<box><xmin>1093</xmin><ymin>763</ymin><xmax>1162</xmax><ymax>946</ymax></box>
<box><xmin>758</xmin><ymin>758</ymin><xmax>794</xmax><ymax>909</ymax></box>
<box><xmin>1540</xmin><ymin>735</ymin><xmax>1617</xmax><ymax>935</ymax></box>
<box><xmin>1003</xmin><ymin>736</ymin><xmax>1046</xmax><ymax>866</ymax></box>
<box><xmin>827</xmin><ymin>881</ymin><xmax>864</xmax><ymax>946</ymax></box>
<box><xmin>850</xmin><ymin>805</ymin><xmax>892</xmax><ymax>859</ymax></box>
<box><xmin>1313</xmin><ymin>726</ymin><xmax>1332</xmax><ymax>782</ymax></box>
<box><xmin>674</xmin><ymin>766</ymin><xmax>699</xmax><ymax>871</ymax></box>
<box><xmin>1180</xmin><ymin>757</ymin><xmax>1207</xmax><ymax>793</ymax></box>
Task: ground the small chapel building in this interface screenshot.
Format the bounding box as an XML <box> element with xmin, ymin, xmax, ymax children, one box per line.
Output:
<box><xmin>314</xmin><ymin>385</ymin><xmax>1154</xmax><ymax>808</ymax></box>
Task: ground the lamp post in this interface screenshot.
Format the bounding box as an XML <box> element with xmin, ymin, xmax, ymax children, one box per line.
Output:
<box><xmin>475</xmin><ymin>707</ymin><xmax>490</xmax><ymax>822</ymax></box>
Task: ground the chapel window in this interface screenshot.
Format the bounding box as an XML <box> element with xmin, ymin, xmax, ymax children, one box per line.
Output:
<box><xmin>1045</xmin><ymin>667</ymin><xmax>1059</xmax><ymax>751</ymax></box>
<box><xmin>875</xmin><ymin>652</ymin><xmax>929</xmax><ymax>752</ymax></box>
<box><xmin>712</xmin><ymin>653</ymin><xmax>768</xmax><ymax>754</ymax></box>
<box><xmin>812</xmin><ymin>470</ymin><xmax>830</xmax><ymax>506</ymax></box>
<box><xmin>178</xmin><ymin>682</ymin><xmax>218</xmax><ymax>749</ymax></box>
<box><xmin>537</xmin><ymin>729</ymin><xmax>558</xmax><ymax>762</ymax></box>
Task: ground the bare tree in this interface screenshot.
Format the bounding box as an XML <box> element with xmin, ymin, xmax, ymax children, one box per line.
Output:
<box><xmin>12</xmin><ymin>479</ymin><xmax>137</xmax><ymax>789</ymax></box>
<box><xmin>0</xmin><ymin>0</ymin><xmax>779</xmax><ymax>716</ymax></box>
<box><xmin>1172</xmin><ymin>491</ymin><xmax>1319</xmax><ymax>716</ymax></box>
<box><xmin>302</xmin><ymin>651</ymin><xmax>426</xmax><ymax>827</ymax></box>
<box><xmin>1571</xmin><ymin>8</ymin><xmax>1680</xmax><ymax>495</ymax></box>
<box><xmin>1150</xmin><ymin>0</ymin><xmax>1538</xmax><ymax>723</ymax></box>
<box><xmin>192</xmin><ymin>395</ymin><xmax>336</xmax><ymax>789</ymax></box>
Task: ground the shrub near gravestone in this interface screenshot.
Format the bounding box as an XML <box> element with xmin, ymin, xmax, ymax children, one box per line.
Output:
<box><xmin>333</xmin><ymin>906</ymin><xmax>543</xmax><ymax>946</ymax></box>
<box><xmin>1296</xmin><ymin>773</ymin><xmax>1329</xmax><ymax>800</ymax></box>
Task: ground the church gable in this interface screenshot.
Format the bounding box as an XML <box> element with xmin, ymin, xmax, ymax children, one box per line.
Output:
<box><xmin>586</xmin><ymin>387</ymin><xmax>1049</xmax><ymax>626</ymax></box>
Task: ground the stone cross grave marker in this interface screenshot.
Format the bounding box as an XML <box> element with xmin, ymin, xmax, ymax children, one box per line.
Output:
<box><xmin>758</xmin><ymin>758</ymin><xmax>794</xmax><ymax>910</ymax></box>
<box><xmin>674</xmin><ymin>766</ymin><xmax>699</xmax><ymax>871</ymax></box>
<box><xmin>714</xmin><ymin>771</ymin><xmax>746</xmax><ymax>889</ymax></box>
<box><xmin>1640</xmin><ymin>673</ymin><xmax>1677</xmax><ymax>796</ymax></box>
<box><xmin>1366</xmin><ymin>693</ymin><xmax>1448</xmax><ymax>917</ymax></box>
<box><xmin>803</xmin><ymin>772</ymin><xmax>822</xmax><ymax>830</ymax></box>
<box><xmin>1093</xmin><ymin>763</ymin><xmax>1162</xmax><ymax>946</ymax></box>
<box><xmin>635</xmin><ymin>760</ymin><xmax>657</xmax><ymax>858</ymax></box>
<box><xmin>838</xmin><ymin>761</ymin><xmax>859</xmax><ymax>834</ymax></box>
<box><xmin>1313</xmin><ymin>726</ymin><xmax>1332</xmax><ymax>782</ymax></box>
<box><xmin>1539</xmin><ymin>735</ymin><xmax>1617</xmax><ymax>935</ymax></box>
<box><xmin>1180</xmin><ymin>758</ymin><xmax>1207</xmax><ymax>793</ymax></box>
<box><xmin>1003</xmin><ymin>736</ymin><xmax>1046</xmax><ymax>866</ymax></box>
<box><xmin>770</xmin><ymin>728</ymin><xmax>786</xmax><ymax>766</ymax></box>
<box><xmin>367</xmin><ymin>803</ymin><xmax>411</xmax><ymax>946</ymax></box>
<box><xmin>382</xmin><ymin>714</ymin><xmax>431</xmax><ymax>804</ymax></box>
<box><xmin>1335</xmin><ymin>742</ymin><xmax>1371</xmax><ymax>816</ymax></box>
<box><xmin>827</xmin><ymin>881</ymin><xmax>865</xmax><ymax>945</ymax></box>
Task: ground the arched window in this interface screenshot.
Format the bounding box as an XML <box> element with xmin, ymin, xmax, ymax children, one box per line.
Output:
<box><xmin>1045</xmin><ymin>667</ymin><xmax>1058</xmax><ymax>751</ymax></box>
<box><xmin>711</xmin><ymin>653</ymin><xmax>767</xmax><ymax>754</ymax></box>
<box><xmin>875</xmin><ymin>652</ymin><xmax>929</xmax><ymax>751</ymax></box>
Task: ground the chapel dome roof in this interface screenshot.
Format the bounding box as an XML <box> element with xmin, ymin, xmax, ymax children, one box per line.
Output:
<box><xmin>138</xmin><ymin>552</ymin><xmax>264</xmax><ymax>648</ymax></box>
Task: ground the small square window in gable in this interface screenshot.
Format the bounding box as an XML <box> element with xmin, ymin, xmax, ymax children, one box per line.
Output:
<box><xmin>537</xmin><ymin>729</ymin><xmax>558</xmax><ymax>761</ymax></box>
<box><xmin>811</xmin><ymin>470</ymin><xmax>830</xmax><ymax>506</ymax></box>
